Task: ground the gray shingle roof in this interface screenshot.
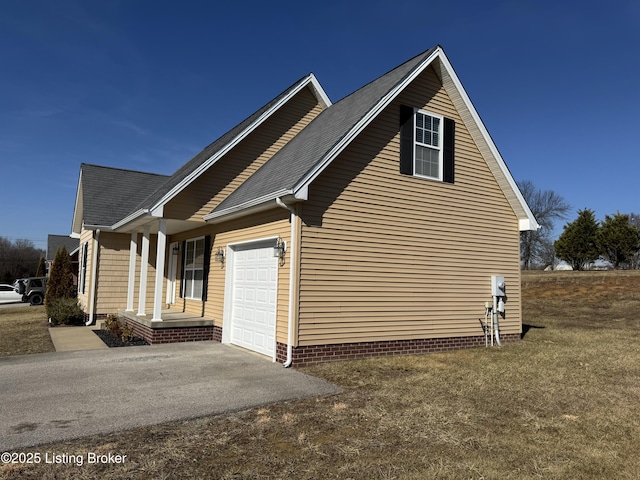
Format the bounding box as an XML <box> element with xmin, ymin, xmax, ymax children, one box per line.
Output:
<box><xmin>47</xmin><ymin>235</ymin><xmax>79</xmax><ymax>259</ymax></box>
<box><xmin>133</xmin><ymin>74</ymin><xmax>319</xmax><ymax>213</ymax></box>
<box><xmin>211</xmin><ymin>47</ymin><xmax>438</xmax><ymax>214</ymax></box>
<box><xmin>80</xmin><ymin>164</ymin><xmax>169</xmax><ymax>227</ymax></box>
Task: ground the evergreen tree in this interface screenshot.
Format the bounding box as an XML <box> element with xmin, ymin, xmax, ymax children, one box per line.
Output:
<box><xmin>45</xmin><ymin>247</ymin><xmax>75</xmax><ymax>315</ymax></box>
<box><xmin>554</xmin><ymin>209</ymin><xmax>599</xmax><ymax>270</ymax></box>
<box><xmin>597</xmin><ymin>213</ymin><xmax>640</xmax><ymax>269</ymax></box>
<box><xmin>35</xmin><ymin>257</ymin><xmax>46</xmax><ymax>277</ymax></box>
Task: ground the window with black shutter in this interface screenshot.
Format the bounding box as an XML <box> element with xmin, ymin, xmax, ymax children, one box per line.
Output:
<box><xmin>400</xmin><ymin>105</ymin><xmax>455</xmax><ymax>183</ymax></box>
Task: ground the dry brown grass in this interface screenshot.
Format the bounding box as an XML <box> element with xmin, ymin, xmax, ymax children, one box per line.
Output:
<box><xmin>0</xmin><ymin>306</ymin><xmax>54</xmax><ymax>356</ymax></box>
<box><xmin>2</xmin><ymin>271</ymin><xmax>640</xmax><ymax>479</ymax></box>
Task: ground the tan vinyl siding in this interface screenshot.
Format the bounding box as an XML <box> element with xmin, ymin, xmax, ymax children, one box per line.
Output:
<box><xmin>168</xmin><ymin>209</ymin><xmax>290</xmax><ymax>344</ymax></box>
<box><xmin>169</xmin><ymin>225</ymin><xmax>216</xmax><ymax>317</ymax></box>
<box><xmin>210</xmin><ymin>209</ymin><xmax>291</xmax><ymax>344</ymax></box>
<box><xmin>92</xmin><ymin>232</ymin><xmax>161</xmax><ymax>316</ymax></box>
<box><xmin>298</xmin><ymin>65</ymin><xmax>522</xmax><ymax>346</ymax></box>
<box><xmin>164</xmin><ymin>87</ymin><xmax>324</xmax><ymax>222</ymax></box>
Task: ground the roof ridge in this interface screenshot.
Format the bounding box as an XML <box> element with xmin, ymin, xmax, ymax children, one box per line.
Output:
<box><xmin>123</xmin><ymin>73</ymin><xmax>327</xmax><ymax>219</ymax></box>
<box><xmin>81</xmin><ymin>163</ymin><xmax>170</xmax><ymax>178</ymax></box>
<box><xmin>209</xmin><ymin>47</ymin><xmax>439</xmax><ymax>217</ymax></box>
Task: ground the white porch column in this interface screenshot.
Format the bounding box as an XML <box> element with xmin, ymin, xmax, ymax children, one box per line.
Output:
<box><xmin>126</xmin><ymin>232</ymin><xmax>138</xmax><ymax>312</ymax></box>
<box><xmin>152</xmin><ymin>219</ymin><xmax>167</xmax><ymax>322</ymax></box>
<box><xmin>137</xmin><ymin>225</ymin><xmax>150</xmax><ymax>316</ymax></box>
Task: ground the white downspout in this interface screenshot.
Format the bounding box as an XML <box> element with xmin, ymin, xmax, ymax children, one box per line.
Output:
<box><xmin>86</xmin><ymin>229</ymin><xmax>100</xmax><ymax>325</ymax></box>
<box><xmin>276</xmin><ymin>197</ymin><xmax>297</xmax><ymax>368</ymax></box>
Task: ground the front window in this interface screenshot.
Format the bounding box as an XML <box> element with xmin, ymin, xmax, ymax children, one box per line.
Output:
<box><xmin>183</xmin><ymin>237</ymin><xmax>205</xmax><ymax>300</ymax></box>
<box><xmin>414</xmin><ymin>111</ymin><xmax>442</xmax><ymax>180</ymax></box>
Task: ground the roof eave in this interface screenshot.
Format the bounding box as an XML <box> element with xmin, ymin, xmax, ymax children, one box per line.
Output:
<box><xmin>148</xmin><ymin>75</ymin><xmax>331</xmax><ymax>214</ymax></box>
<box><xmin>110</xmin><ymin>209</ymin><xmax>151</xmax><ymax>232</ymax></box>
<box><xmin>433</xmin><ymin>51</ymin><xmax>539</xmax><ymax>232</ymax></box>
<box><xmin>292</xmin><ymin>47</ymin><xmax>442</xmax><ymax>197</ymax></box>
<box><xmin>204</xmin><ymin>190</ymin><xmax>299</xmax><ymax>224</ymax></box>
<box><xmin>291</xmin><ymin>46</ymin><xmax>539</xmax><ymax>231</ymax></box>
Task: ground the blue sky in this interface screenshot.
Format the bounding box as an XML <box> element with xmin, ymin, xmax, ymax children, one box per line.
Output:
<box><xmin>1</xmin><ymin>0</ymin><xmax>638</xmax><ymax>251</ymax></box>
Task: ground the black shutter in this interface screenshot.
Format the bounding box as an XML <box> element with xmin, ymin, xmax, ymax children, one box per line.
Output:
<box><xmin>399</xmin><ymin>105</ymin><xmax>414</xmax><ymax>175</ymax></box>
<box><xmin>201</xmin><ymin>235</ymin><xmax>211</xmax><ymax>302</ymax></box>
<box><xmin>179</xmin><ymin>240</ymin><xmax>186</xmax><ymax>298</ymax></box>
<box><xmin>81</xmin><ymin>242</ymin><xmax>88</xmax><ymax>294</ymax></box>
<box><xmin>443</xmin><ymin>117</ymin><xmax>455</xmax><ymax>184</ymax></box>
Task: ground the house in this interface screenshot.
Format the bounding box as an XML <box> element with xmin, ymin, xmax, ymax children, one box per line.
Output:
<box><xmin>71</xmin><ymin>46</ymin><xmax>538</xmax><ymax>366</ymax></box>
<box><xmin>46</xmin><ymin>234</ymin><xmax>80</xmax><ymax>282</ymax></box>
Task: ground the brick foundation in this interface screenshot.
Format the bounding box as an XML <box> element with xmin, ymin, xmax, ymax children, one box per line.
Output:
<box><xmin>121</xmin><ymin>318</ymin><xmax>221</xmax><ymax>345</ymax></box>
<box><xmin>276</xmin><ymin>334</ymin><xmax>521</xmax><ymax>367</ymax></box>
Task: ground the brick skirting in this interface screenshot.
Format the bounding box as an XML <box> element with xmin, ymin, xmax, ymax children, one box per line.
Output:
<box><xmin>121</xmin><ymin>318</ymin><xmax>221</xmax><ymax>345</ymax></box>
<box><xmin>276</xmin><ymin>334</ymin><xmax>521</xmax><ymax>367</ymax></box>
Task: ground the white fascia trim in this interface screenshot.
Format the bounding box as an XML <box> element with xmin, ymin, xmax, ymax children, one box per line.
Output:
<box><xmin>111</xmin><ymin>209</ymin><xmax>151</xmax><ymax>231</ymax></box>
<box><xmin>519</xmin><ymin>218</ymin><xmax>538</xmax><ymax>232</ymax></box>
<box><xmin>149</xmin><ymin>75</ymin><xmax>331</xmax><ymax>214</ymax></box>
<box><xmin>204</xmin><ymin>190</ymin><xmax>295</xmax><ymax>223</ymax></box>
<box><xmin>308</xmin><ymin>73</ymin><xmax>332</xmax><ymax>108</ymax></box>
<box><xmin>436</xmin><ymin>52</ymin><xmax>539</xmax><ymax>232</ymax></box>
<box><xmin>292</xmin><ymin>48</ymin><xmax>442</xmax><ymax>197</ymax></box>
<box><xmin>83</xmin><ymin>223</ymin><xmax>114</xmax><ymax>231</ymax></box>
<box><xmin>71</xmin><ymin>169</ymin><xmax>84</xmax><ymax>235</ymax></box>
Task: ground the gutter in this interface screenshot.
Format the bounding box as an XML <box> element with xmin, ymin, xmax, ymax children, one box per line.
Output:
<box><xmin>204</xmin><ymin>190</ymin><xmax>300</xmax><ymax>224</ymax></box>
<box><xmin>111</xmin><ymin>208</ymin><xmax>150</xmax><ymax>231</ymax></box>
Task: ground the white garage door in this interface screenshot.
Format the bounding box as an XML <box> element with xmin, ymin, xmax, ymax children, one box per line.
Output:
<box><xmin>230</xmin><ymin>242</ymin><xmax>278</xmax><ymax>357</ymax></box>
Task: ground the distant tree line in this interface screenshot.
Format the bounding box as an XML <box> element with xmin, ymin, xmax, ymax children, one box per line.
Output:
<box><xmin>555</xmin><ymin>210</ymin><xmax>640</xmax><ymax>270</ymax></box>
<box><xmin>0</xmin><ymin>236</ymin><xmax>45</xmax><ymax>283</ymax></box>
<box><xmin>518</xmin><ymin>181</ymin><xmax>640</xmax><ymax>270</ymax></box>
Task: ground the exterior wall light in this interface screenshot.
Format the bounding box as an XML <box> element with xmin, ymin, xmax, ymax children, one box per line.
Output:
<box><xmin>214</xmin><ymin>247</ymin><xmax>225</xmax><ymax>264</ymax></box>
<box><xmin>172</xmin><ymin>244</ymin><xmax>180</xmax><ymax>255</ymax></box>
<box><xmin>273</xmin><ymin>237</ymin><xmax>286</xmax><ymax>266</ymax></box>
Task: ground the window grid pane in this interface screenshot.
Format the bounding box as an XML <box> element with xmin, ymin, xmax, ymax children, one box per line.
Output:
<box><xmin>415</xmin><ymin>145</ymin><xmax>440</xmax><ymax>179</ymax></box>
<box><xmin>183</xmin><ymin>238</ymin><xmax>205</xmax><ymax>300</ymax></box>
<box><xmin>416</xmin><ymin>112</ymin><xmax>440</xmax><ymax>147</ymax></box>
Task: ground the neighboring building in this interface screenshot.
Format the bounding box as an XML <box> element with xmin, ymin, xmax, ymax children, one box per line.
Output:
<box><xmin>71</xmin><ymin>46</ymin><xmax>538</xmax><ymax>366</ymax></box>
<box><xmin>46</xmin><ymin>234</ymin><xmax>80</xmax><ymax>283</ymax></box>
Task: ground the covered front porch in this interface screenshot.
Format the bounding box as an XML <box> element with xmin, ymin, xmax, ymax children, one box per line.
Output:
<box><xmin>119</xmin><ymin>309</ymin><xmax>220</xmax><ymax>345</ymax></box>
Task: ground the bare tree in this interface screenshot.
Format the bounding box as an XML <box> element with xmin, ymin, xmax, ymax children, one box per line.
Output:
<box><xmin>0</xmin><ymin>237</ymin><xmax>45</xmax><ymax>282</ymax></box>
<box><xmin>517</xmin><ymin>180</ymin><xmax>571</xmax><ymax>270</ymax></box>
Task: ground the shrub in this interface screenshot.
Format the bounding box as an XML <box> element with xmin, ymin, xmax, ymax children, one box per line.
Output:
<box><xmin>48</xmin><ymin>298</ymin><xmax>85</xmax><ymax>326</ymax></box>
<box><xmin>104</xmin><ymin>314</ymin><xmax>134</xmax><ymax>342</ymax></box>
<box><xmin>45</xmin><ymin>246</ymin><xmax>76</xmax><ymax>319</ymax></box>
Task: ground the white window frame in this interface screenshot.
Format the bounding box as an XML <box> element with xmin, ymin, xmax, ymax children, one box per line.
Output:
<box><xmin>183</xmin><ymin>236</ymin><xmax>205</xmax><ymax>300</ymax></box>
<box><xmin>413</xmin><ymin>109</ymin><xmax>443</xmax><ymax>181</ymax></box>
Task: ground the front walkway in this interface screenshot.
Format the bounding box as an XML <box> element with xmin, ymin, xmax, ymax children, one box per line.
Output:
<box><xmin>49</xmin><ymin>325</ymin><xmax>108</xmax><ymax>352</ymax></box>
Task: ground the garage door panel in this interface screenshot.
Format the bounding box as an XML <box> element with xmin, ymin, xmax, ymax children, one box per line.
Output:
<box><xmin>229</xmin><ymin>242</ymin><xmax>278</xmax><ymax>357</ymax></box>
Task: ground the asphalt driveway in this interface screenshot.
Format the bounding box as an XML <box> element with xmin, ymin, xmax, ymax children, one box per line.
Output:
<box><xmin>0</xmin><ymin>342</ymin><xmax>341</xmax><ymax>451</ymax></box>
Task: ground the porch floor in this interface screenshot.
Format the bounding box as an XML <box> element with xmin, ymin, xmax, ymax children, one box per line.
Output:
<box><xmin>118</xmin><ymin>309</ymin><xmax>215</xmax><ymax>330</ymax></box>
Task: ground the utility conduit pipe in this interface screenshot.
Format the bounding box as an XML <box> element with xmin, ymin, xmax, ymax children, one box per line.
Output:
<box><xmin>492</xmin><ymin>295</ymin><xmax>502</xmax><ymax>347</ymax></box>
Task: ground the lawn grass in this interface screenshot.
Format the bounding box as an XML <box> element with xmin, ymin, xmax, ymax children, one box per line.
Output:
<box><xmin>0</xmin><ymin>306</ymin><xmax>54</xmax><ymax>356</ymax></box>
<box><xmin>1</xmin><ymin>271</ymin><xmax>640</xmax><ymax>479</ymax></box>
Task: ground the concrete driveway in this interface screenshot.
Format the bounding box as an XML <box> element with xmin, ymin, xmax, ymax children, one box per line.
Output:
<box><xmin>0</xmin><ymin>342</ymin><xmax>341</xmax><ymax>451</ymax></box>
